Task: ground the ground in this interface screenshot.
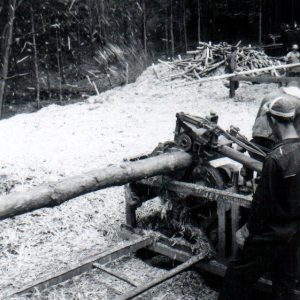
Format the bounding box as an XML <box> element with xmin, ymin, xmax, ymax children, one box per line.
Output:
<box><xmin>0</xmin><ymin>64</ymin><xmax>276</xmax><ymax>299</ymax></box>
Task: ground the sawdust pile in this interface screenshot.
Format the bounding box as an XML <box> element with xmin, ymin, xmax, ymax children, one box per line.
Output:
<box><xmin>0</xmin><ymin>62</ymin><xmax>276</xmax><ymax>299</ymax></box>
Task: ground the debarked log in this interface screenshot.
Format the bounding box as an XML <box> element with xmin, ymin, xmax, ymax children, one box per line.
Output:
<box><xmin>0</xmin><ymin>151</ymin><xmax>193</xmax><ymax>220</ymax></box>
<box><xmin>0</xmin><ymin>144</ymin><xmax>262</xmax><ymax>221</ymax></box>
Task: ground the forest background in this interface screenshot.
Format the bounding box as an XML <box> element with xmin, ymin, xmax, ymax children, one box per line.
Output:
<box><xmin>0</xmin><ymin>0</ymin><xmax>298</xmax><ymax>118</ymax></box>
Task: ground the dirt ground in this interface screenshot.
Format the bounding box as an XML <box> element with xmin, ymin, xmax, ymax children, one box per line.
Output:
<box><xmin>0</xmin><ymin>64</ymin><xmax>277</xmax><ymax>299</ymax></box>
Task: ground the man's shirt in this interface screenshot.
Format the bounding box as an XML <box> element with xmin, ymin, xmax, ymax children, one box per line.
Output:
<box><xmin>225</xmin><ymin>52</ymin><xmax>237</xmax><ymax>73</ymax></box>
<box><xmin>248</xmin><ymin>138</ymin><xmax>300</xmax><ymax>238</ymax></box>
<box><xmin>287</xmin><ymin>51</ymin><xmax>300</xmax><ymax>64</ymax></box>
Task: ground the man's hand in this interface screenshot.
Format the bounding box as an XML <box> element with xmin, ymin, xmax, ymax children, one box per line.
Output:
<box><xmin>236</xmin><ymin>223</ymin><xmax>250</xmax><ymax>249</ymax></box>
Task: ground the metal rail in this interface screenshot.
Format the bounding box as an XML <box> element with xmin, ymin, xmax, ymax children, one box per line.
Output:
<box><xmin>117</xmin><ymin>253</ymin><xmax>206</xmax><ymax>300</ymax></box>
<box><xmin>119</xmin><ymin>227</ymin><xmax>300</xmax><ymax>299</ymax></box>
<box><xmin>6</xmin><ymin>237</ymin><xmax>153</xmax><ymax>299</ymax></box>
<box><xmin>5</xmin><ymin>233</ymin><xmax>208</xmax><ymax>300</ymax></box>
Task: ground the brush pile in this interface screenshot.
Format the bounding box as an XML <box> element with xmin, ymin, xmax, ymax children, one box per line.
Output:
<box><xmin>158</xmin><ymin>42</ymin><xmax>282</xmax><ymax>81</ymax></box>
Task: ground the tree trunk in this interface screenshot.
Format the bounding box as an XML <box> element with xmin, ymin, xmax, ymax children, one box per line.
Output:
<box><xmin>258</xmin><ymin>0</ymin><xmax>262</xmax><ymax>45</ymax></box>
<box><xmin>170</xmin><ymin>0</ymin><xmax>175</xmax><ymax>58</ymax></box>
<box><xmin>100</xmin><ymin>0</ymin><xmax>106</xmax><ymax>41</ymax></box>
<box><xmin>183</xmin><ymin>0</ymin><xmax>188</xmax><ymax>52</ymax></box>
<box><xmin>165</xmin><ymin>5</ymin><xmax>169</xmax><ymax>57</ymax></box>
<box><xmin>0</xmin><ymin>151</ymin><xmax>193</xmax><ymax>220</ymax></box>
<box><xmin>0</xmin><ymin>0</ymin><xmax>17</xmax><ymax>118</ymax></box>
<box><xmin>87</xmin><ymin>0</ymin><xmax>94</xmax><ymax>55</ymax></box>
<box><xmin>55</xmin><ymin>27</ymin><xmax>63</xmax><ymax>102</ymax></box>
<box><xmin>31</xmin><ymin>5</ymin><xmax>40</xmax><ymax>109</ymax></box>
<box><xmin>143</xmin><ymin>0</ymin><xmax>147</xmax><ymax>58</ymax></box>
<box><xmin>211</xmin><ymin>0</ymin><xmax>216</xmax><ymax>39</ymax></box>
<box><xmin>197</xmin><ymin>0</ymin><xmax>201</xmax><ymax>42</ymax></box>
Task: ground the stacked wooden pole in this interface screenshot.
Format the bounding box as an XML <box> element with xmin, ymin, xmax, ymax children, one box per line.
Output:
<box><xmin>159</xmin><ymin>42</ymin><xmax>283</xmax><ymax>82</ymax></box>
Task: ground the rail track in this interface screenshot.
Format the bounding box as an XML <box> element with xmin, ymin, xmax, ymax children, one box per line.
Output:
<box><xmin>5</xmin><ymin>227</ymin><xmax>209</xmax><ymax>300</ymax></box>
<box><xmin>5</xmin><ymin>225</ymin><xmax>300</xmax><ymax>299</ymax></box>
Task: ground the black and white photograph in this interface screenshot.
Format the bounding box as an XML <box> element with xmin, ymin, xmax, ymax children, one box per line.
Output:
<box><xmin>0</xmin><ymin>0</ymin><xmax>300</xmax><ymax>299</ymax></box>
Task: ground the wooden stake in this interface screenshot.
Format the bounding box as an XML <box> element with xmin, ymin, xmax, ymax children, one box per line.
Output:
<box><xmin>125</xmin><ymin>62</ymin><xmax>129</xmax><ymax>84</ymax></box>
<box><xmin>92</xmin><ymin>81</ymin><xmax>100</xmax><ymax>96</ymax></box>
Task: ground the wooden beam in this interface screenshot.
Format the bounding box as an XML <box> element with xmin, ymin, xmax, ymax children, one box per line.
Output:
<box><xmin>231</xmin><ymin>204</ymin><xmax>240</xmax><ymax>255</ymax></box>
<box><xmin>139</xmin><ymin>178</ymin><xmax>252</xmax><ymax>208</ymax></box>
<box><xmin>217</xmin><ymin>202</ymin><xmax>226</xmax><ymax>259</ymax></box>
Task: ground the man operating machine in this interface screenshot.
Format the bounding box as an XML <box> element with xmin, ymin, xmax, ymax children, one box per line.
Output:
<box><xmin>219</xmin><ymin>96</ymin><xmax>300</xmax><ymax>299</ymax></box>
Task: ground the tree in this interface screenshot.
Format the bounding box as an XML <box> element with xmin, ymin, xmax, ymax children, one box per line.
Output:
<box><xmin>30</xmin><ymin>4</ymin><xmax>40</xmax><ymax>108</ymax></box>
<box><xmin>183</xmin><ymin>0</ymin><xmax>188</xmax><ymax>52</ymax></box>
<box><xmin>197</xmin><ymin>0</ymin><xmax>201</xmax><ymax>42</ymax></box>
<box><xmin>170</xmin><ymin>0</ymin><xmax>174</xmax><ymax>58</ymax></box>
<box><xmin>0</xmin><ymin>0</ymin><xmax>17</xmax><ymax>118</ymax></box>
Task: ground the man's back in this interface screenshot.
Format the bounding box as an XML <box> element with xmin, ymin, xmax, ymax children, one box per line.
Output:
<box><xmin>248</xmin><ymin>138</ymin><xmax>300</xmax><ymax>237</ymax></box>
<box><xmin>225</xmin><ymin>52</ymin><xmax>237</xmax><ymax>73</ymax></box>
<box><xmin>269</xmin><ymin>139</ymin><xmax>300</xmax><ymax>219</ymax></box>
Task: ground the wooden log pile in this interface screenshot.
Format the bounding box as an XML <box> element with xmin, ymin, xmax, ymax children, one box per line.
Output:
<box><xmin>158</xmin><ymin>42</ymin><xmax>283</xmax><ymax>81</ymax></box>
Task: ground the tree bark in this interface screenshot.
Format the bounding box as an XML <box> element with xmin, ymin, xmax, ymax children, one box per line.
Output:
<box><xmin>0</xmin><ymin>151</ymin><xmax>193</xmax><ymax>220</ymax></box>
<box><xmin>0</xmin><ymin>0</ymin><xmax>17</xmax><ymax>118</ymax></box>
<box><xmin>258</xmin><ymin>0</ymin><xmax>262</xmax><ymax>45</ymax></box>
<box><xmin>55</xmin><ymin>27</ymin><xmax>63</xmax><ymax>102</ymax></box>
<box><xmin>100</xmin><ymin>0</ymin><xmax>106</xmax><ymax>41</ymax></box>
<box><xmin>183</xmin><ymin>0</ymin><xmax>188</xmax><ymax>52</ymax></box>
<box><xmin>170</xmin><ymin>0</ymin><xmax>175</xmax><ymax>58</ymax></box>
<box><xmin>31</xmin><ymin>5</ymin><xmax>40</xmax><ymax>109</ymax></box>
<box><xmin>87</xmin><ymin>0</ymin><xmax>94</xmax><ymax>55</ymax></box>
<box><xmin>143</xmin><ymin>0</ymin><xmax>147</xmax><ymax>58</ymax></box>
<box><xmin>197</xmin><ymin>0</ymin><xmax>201</xmax><ymax>42</ymax></box>
<box><xmin>165</xmin><ymin>5</ymin><xmax>169</xmax><ymax>56</ymax></box>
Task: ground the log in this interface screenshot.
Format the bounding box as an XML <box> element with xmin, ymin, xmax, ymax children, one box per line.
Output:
<box><xmin>218</xmin><ymin>145</ymin><xmax>262</xmax><ymax>173</ymax></box>
<box><xmin>175</xmin><ymin>62</ymin><xmax>300</xmax><ymax>87</ymax></box>
<box><xmin>0</xmin><ymin>151</ymin><xmax>193</xmax><ymax>220</ymax></box>
<box><xmin>0</xmin><ymin>144</ymin><xmax>262</xmax><ymax>220</ymax></box>
<box><xmin>232</xmin><ymin>75</ymin><xmax>300</xmax><ymax>83</ymax></box>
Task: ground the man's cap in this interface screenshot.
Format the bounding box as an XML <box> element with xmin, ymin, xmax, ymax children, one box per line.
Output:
<box><xmin>263</xmin><ymin>96</ymin><xmax>295</xmax><ymax>119</ymax></box>
<box><xmin>292</xmin><ymin>44</ymin><xmax>299</xmax><ymax>50</ymax></box>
